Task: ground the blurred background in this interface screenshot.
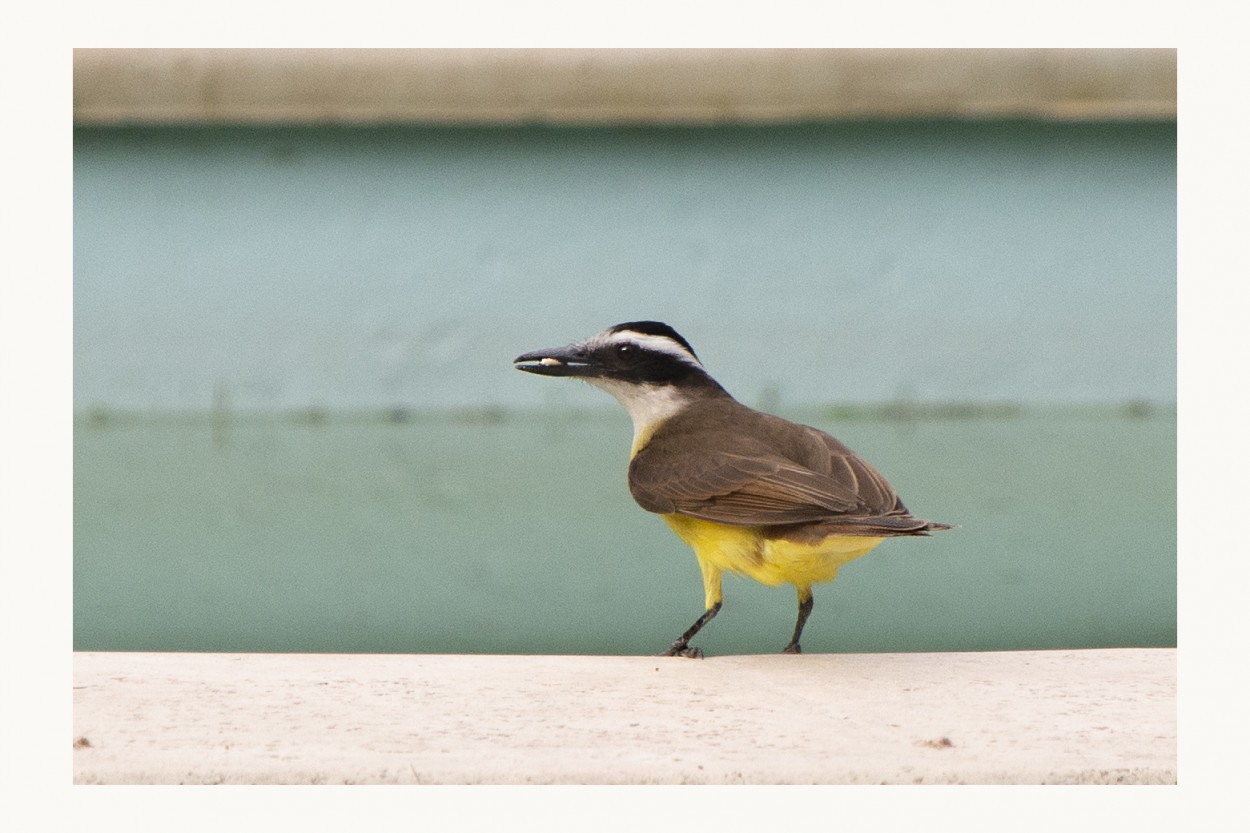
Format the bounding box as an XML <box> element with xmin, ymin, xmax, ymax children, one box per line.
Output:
<box><xmin>73</xmin><ymin>48</ymin><xmax>1175</xmax><ymax>656</ymax></box>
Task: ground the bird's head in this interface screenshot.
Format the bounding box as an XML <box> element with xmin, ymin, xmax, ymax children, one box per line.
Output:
<box><xmin>514</xmin><ymin>321</ymin><xmax>727</xmax><ymax>428</ymax></box>
<box><xmin>514</xmin><ymin>321</ymin><xmax>708</xmax><ymax>383</ymax></box>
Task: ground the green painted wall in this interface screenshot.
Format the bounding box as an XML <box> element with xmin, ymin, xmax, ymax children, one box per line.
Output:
<box><xmin>74</xmin><ymin>121</ymin><xmax>1175</xmax><ymax>412</ymax></box>
<box><xmin>73</xmin><ymin>121</ymin><xmax>1175</xmax><ymax>654</ymax></box>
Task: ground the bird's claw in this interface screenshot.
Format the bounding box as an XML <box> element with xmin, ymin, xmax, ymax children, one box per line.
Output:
<box><xmin>661</xmin><ymin>644</ymin><xmax>705</xmax><ymax>659</ymax></box>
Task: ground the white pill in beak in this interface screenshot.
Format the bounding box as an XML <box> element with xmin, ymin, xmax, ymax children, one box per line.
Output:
<box><xmin>540</xmin><ymin>357</ymin><xmax>563</xmax><ymax>366</ymax></box>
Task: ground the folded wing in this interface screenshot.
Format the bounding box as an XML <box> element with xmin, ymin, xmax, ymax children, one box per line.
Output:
<box><xmin>628</xmin><ymin>403</ymin><xmax>939</xmax><ymax>535</ymax></box>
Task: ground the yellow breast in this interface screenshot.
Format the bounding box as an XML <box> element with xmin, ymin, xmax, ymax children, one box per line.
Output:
<box><xmin>661</xmin><ymin>514</ymin><xmax>885</xmax><ymax>589</ymax></box>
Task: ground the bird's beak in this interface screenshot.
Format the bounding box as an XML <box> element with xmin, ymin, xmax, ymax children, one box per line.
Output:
<box><xmin>513</xmin><ymin>342</ymin><xmax>600</xmax><ymax>377</ymax></box>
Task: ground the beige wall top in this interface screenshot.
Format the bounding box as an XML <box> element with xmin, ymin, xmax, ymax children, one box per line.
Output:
<box><xmin>74</xmin><ymin>48</ymin><xmax>1176</xmax><ymax>126</ymax></box>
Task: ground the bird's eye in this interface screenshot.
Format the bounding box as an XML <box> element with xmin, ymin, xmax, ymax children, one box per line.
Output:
<box><xmin>615</xmin><ymin>344</ymin><xmax>635</xmax><ymax>359</ymax></box>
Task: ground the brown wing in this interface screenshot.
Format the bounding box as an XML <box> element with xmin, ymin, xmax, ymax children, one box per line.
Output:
<box><xmin>628</xmin><ymin>399</ymin><xmax>921</xmax><ymax>531</ymax></box>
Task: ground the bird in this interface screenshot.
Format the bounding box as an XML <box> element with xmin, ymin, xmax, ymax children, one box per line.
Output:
<box><xmin>513</xmin><ymin>321</ymin><xmax>949</xmax><ymax>658</ymax></box>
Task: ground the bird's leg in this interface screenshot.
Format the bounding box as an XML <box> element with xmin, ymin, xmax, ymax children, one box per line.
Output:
<box><xmin>663</xmin><ymin>559</ymin><xmax>723</xmax><ymax>659</ymax></box>
<box><xmin>663</xmin><ymin>602</ymin><xmax>722</xmax><ymax>658</ymax></box>
<box><xmin>782</xmin><ymin>588</ymin><xmax>814</xmax><ymax>654</ymax></box>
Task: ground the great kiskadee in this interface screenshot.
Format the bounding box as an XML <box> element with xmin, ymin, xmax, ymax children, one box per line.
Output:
<box><xmin>514</xmin><ymin>321</ymin><xmax>949</xmax><ymax>658</ymax></box>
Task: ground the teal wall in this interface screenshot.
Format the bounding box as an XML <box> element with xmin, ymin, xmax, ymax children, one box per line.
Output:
<box><xmin>74</xmin><ymin>121</ymin><xmax>1175</xmax><ymax>413</ymax></box>
<box><xmin>73</xmin><ymin>121</ymin><xmax>1176</xmax><ymax>655</ymax></box>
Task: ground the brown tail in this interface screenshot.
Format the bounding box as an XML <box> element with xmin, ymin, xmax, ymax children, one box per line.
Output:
<box><xmin>767</xmin><ymin>516</ymin><xmax>952</xmax><ymax>543</ymax></box>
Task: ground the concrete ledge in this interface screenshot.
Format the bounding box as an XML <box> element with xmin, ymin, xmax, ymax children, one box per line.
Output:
<box><xmin>73</xmin><ymin>649</ymin><xmax>1175</xmax><ymax>784</ymax></box>
<box><xmin>73</xmin><ymin>48</ymin><xmax>1176</xmax><ymax>125</ymax></box>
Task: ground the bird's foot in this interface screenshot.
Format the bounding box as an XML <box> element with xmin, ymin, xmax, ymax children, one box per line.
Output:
<box><xmin>782</xmin><ymin>642</ymin><xmax>802</xmax><ymax>654</ymax></box>
<box><xmin>661</xmin><ymin>643</ymin><xmax>705</xmax><ymax>659</ymax></box>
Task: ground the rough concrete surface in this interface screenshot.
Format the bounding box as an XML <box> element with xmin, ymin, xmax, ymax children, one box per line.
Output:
<box><xmin>72</xmin><ymin>649</ymin><xmax>1175</xmax><ymax>785</ymax></box>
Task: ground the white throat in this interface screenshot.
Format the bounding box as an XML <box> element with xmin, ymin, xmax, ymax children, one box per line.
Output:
<box><xmin>586</xmin><ymin>379</ymin><xmax>691</xmax><ymax>450</ymax></box>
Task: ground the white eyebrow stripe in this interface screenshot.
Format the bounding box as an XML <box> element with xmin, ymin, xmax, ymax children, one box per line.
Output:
<box><xmin>594</xmin><ymin>330</ymin><xmax>703</xmax><ymax>367</ymax></box>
